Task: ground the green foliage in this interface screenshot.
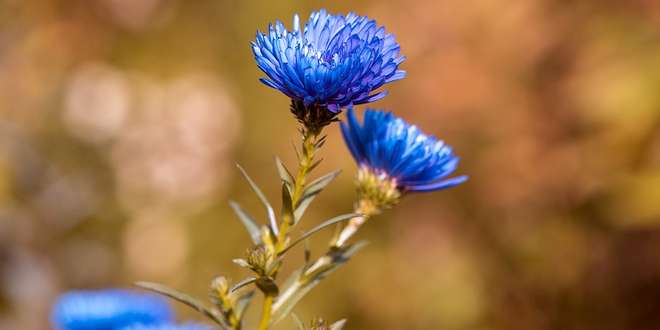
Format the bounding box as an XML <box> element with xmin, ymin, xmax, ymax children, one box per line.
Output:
<box><xmin>139</xmin><ymin>129</ymin><xmax>372</xmax><ymax>329</ymax></box>
<box><xmin>236</xmin><ymin>164</ymin><xmax>278</xmax><ymax>235</ymax></box>
<box><xmin>294</xmin><ymin>170</ymin><xmax>341</xmax><ymax>224</ymax></box>
<box><xmin>278</xmin><ymin>213</ymin><xmax>360</xmax><ymax>256</ymax></box>
<box><xmin>229</xmin><ymin>201</ymin><xmax>262</xmax><ymax>245</ymax></box>
<box><xmin>136</xmin><ymin>281</ymin><xmax>231</xmax><ymax>329</ymax></box>
<box><xmin>271</xmin><ymin>241</ymin><xmax>369</xmax><ymax>324</ymax></box>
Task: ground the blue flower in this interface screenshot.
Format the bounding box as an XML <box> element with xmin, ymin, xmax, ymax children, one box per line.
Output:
<box><xmin>120</xmin><ymin>323</ymin><xmax>215</xmax><ymax>330</ymax></box>
<box><xmin>252</xmin><ymin>9</ymin><xmax>406</xmax><ymax>113</ymax></box>
<box><xmin>51</xmin><ymin>289</ymin><xmax>174</xmax><ymax>330</ymax></box>
<box><xmin>341</xmin><ymin>108</ymin><xmax>467</xmax><ymax>192</ymax></box>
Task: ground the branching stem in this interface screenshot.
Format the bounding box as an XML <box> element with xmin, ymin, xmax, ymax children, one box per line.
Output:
<box><xmin>257</xmin><ymin>127</ymin><xmax>322</xmax><ymax>329</ymax></box>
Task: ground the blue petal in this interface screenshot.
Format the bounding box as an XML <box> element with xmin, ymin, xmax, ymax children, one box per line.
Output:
<box><xmin>341</xmin><ymin>109</ymin><xmax>467</xmax><ymax>193</ymax></box>
<box><xmin>252</xmin><ymin>10</ymin><xmax>406</xmax><ymax>112</ymax></box>
<box><xmin>406</xmin><ymin>176</ymin><xmax>469</xmax><ymax>192</ymax></box>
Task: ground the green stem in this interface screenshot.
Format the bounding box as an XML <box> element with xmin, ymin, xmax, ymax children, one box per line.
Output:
<box><xmin>333</xmin><ymin>199</ymin><xmax>377</xmax><ymax>247</ymax></box>
<box><xmin>257</xmin><ymin>127</ymin><xmax>322</xmax><ymax>330</ymax></box>
<box><xmin>257</xmin><ymin>294</ymin><xmax>273</xmax><ymax>330</ymax></box>
<box><xmin>276</xmin><ymin>128</ymin><xmax>319</xmax><ymax>252</ymax></box>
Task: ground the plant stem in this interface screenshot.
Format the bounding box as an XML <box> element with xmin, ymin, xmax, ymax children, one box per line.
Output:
<box><xmin>333</xmin><ymin>199</ymin><xmax>377</xmax><ymax>247</ymax></box>
<box><xmin>276</xmin><ymin>128</ymin><xmax>319</xmax><ymax>251</ymax></box>
<box><xmin>257</xmin><ymin>127</ymin><xmax>321</xmax><ymax>330</ymax></box>
<box><xmin>257</xmin><ymin>294</ymin><xmax>273</xmax><ymax>330</ymax></box>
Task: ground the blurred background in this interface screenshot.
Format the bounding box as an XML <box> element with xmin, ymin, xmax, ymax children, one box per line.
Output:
<box><xmin>2</xmin><ymin>0</ymin><xmax>660</xmax><ymax>329</ymax></box>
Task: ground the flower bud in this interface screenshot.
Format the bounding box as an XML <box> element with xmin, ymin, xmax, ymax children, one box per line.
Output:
<box><xmin>355</xmin><ymin>166</ymin><xmax>401</xmax><ymax>214</ymax></box>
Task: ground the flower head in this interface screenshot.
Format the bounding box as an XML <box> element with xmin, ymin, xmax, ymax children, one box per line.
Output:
<box><xmin>252</xmin><ymin>9</ymin><xmax>405</xmax><ymax>114</ymax></box>
<box><xmin>51</xmin><ymin>289</ymin><xmax>174</xmax><ymax>330</ymax></box>
<box><xmin>341</xmin><ymin>108</ymin><xmax>467</xmax><ymax>200</ymax></box>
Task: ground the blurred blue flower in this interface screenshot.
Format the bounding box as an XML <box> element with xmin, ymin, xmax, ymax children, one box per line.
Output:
<box><xmin>252</xmin><ymin>9</ymin><xmax>406</xmax><ymax>113</ymax></box>
<box><xmin>51</xmin><ymin>289</ymin><xmax>174</xmax><ymax>330</ymax></box>
<box><xmin>120</xmin><ymin>323</ymin><xmax>215</xmax><ymax>330</ymax></box>
<box><xmin>341</xmin><ymin>108</ymin><xmax>467</xmax><ymax>192</ymax></box>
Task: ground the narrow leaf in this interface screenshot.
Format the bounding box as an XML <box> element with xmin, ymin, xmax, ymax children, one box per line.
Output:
<box><xmin>293</xmin><ymin>195</ymin><xmax>315</xmax><ymax>224</ymax></box>
<box><xmin>301</xmin><ymin>170</ymin><xmax>341</xmax><ymax>199</ymax></box>
<box><xmin>275</xmin><ymin>157</ymin><xmax>294</xmax><ymax>189</ymax></box>
<box><xmin>229</xmin><ymin>201</ymin><xmax>262</xmax><ymax>244</ymax></box>
<box><xmin>234</xmin><ymin>290</ymin><xmax>255</xmax><ymax>320</ymax></box>
<box><xmin>230</xmin><ymin>276</ymin><xmax>257</xmax><ymax>293</ymax></box>
<box><xmin>271</xmin><ymin>241</ymin><xmax>368</xmax><ymax>324</ymax></box>
<box><xmin>271</xmin><ymin>271</ymin><xmax>308</xmax><ymax>324</ymax></box>
<box><xmin>236</xmin><ymin>164</ymin><xmax>278</xmax><ymax>236</ymax></box>
<box><xmin>294</xmin><ymin>170</ymin><xmax>341</xmax><ymax>223</ymax></box>
<box><xmin>136</xmin><ymin>281</ymin><xmax>229</xmax><ymax>329</ymax></box>
<box><xmin>339</xmin><ymin>240</ymin><xmax>369</xmax><ymax>261</ymax></box>
<box><xmin>291</xmin><ymin>141</ymin><xmax>301</xmax><ymax>161</ymax></box>
<box><xmin>330</xmin><ymin>319</ymin><xmax>347</xmax><ymax>330</ymax></box>
<box><xmin>315</xmin><ymin>135</ymin><xmax>327</xmax><ymax>148</ymax></box>
<box><xmin>279</xmin><ymin>213</ymin><xmax>359</xmax><ymax>256</ymax></box>
<box><xmin>308</xmin><ymin>158</ymin><xmax>323</xmax><ymax>173</ymax></box>
<box><xmin>292</xmin><ymin>313</ymin><xmax>305</xmax><ymax>330</ymax></box>
<box><xmin>281</xmin><ymin>182</ymin><xmax>294</xmax><ymax>223</ymax></box>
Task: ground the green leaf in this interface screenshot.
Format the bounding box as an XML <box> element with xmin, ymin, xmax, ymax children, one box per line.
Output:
<box><xmin>236</xmin><ymin>164</ymin><xmax>278</xmax><ymax>236</ymax></box>
<box><xmin>234</xmin><ymin>290</ymin><xmax>255</xmax><ymax>320</ymax></box>
<box><xmin>281</xmin><ymin>182</ymin><xmax>294</xmax><ymax>222</ymax></box>
<box><xmin>135</xmin><ymin>281</ymin><xmax>230</xmax><ymax>329</ymax></box>
<box><xmin>270</xmin><ymin>270</ymin><xmax>307</xmax><ymax>324</ymax></box>
<box><xmin>315</xmin><ymin>135</ymin><xmax>327</xmax><ymax>148</ymax></box>
<box><xmin>301</xmin><ymin>170</ymin><xmax>341</xmax><ymax>200</ymax></box>
<box><xmin>229</xmin><ymin>201</ymin><xmax>262</xmax><ymax>245</ymax></box>
<box><xmin>330</xmin><ymin>319</ymin><xmax>347</xmax><ymax>330</ymax></box>
<box><xmin>336</xmin><ymin>240</ymin><xmax>369</xmax><ymax>262</ymax></box>
<box><xmin>278</xmin><ymin>213</ymin><xmax>359</xmax><ymax>256</ymax></box>
<box><xmin>230</xmin><ymin>276</ymin><xmax>257</xmax><ymax>293</ymax></box>
<box><xmin>292</xmin><ymin>313</ymin><xmax>305</xmax><ymax>330</ymax></box>
<box><xmin>291</xmin><ymin>141</ymin><xmax>301</xmax><ymax>161</ymax></box>
<box><xmin>271</xmin><ymin>241</ymin><xmax>368</xmax><ymax>324</ymax></box>
<box><xmin>275</xmin><ymin>157</ymin><xmax>294</xmax><ymax>190</ymax></box>
<box><xmin>308</xmin><ymin>158</ymin><xmax>323</xmax><ymax>173</ymax></box>
<box><xmin>293</xmin><ymin>170</ymin><xmax>341</xmax><ymax>224</ymax></box>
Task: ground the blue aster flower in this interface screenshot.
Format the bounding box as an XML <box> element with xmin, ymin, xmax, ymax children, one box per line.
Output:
<box><xmin>120</xmin><ymin>323</ymin><xmax>215</xmax><ymax>330</ymax></box>
<box><xmin>341</xmin><ymin>108</ymin><xmax>467</xmax><ymax>194</ymax></box>
<box><xmin>251</xmin><ymin>9</ymin><xmax>406</xmax><ymax>114</ymax></box>
<box><xmin>51</xmin><ymin>289</ymin><xmax>174</xmax><ymax>330</ymax></box>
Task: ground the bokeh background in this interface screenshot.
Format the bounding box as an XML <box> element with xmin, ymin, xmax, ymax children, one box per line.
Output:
<box><xmin>2</xmin><ymin>0</ymin><xmax>660</xmax><ymax>329</ymax></box>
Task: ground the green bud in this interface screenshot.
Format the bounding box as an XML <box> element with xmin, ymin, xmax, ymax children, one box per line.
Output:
<box><xmin>310</xmin><ymin>317</ymin><xmax>329</xmax><ymax>330</ymax></box>
<box><xmin>355</xmin><ymin>166</ymin><xmax>401</xmax><ymax>214</ymax></box>
<box><xmin>246</xmin><ymin>245</ymin><xmax>271</xmax><ymax>276</ymax></box>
